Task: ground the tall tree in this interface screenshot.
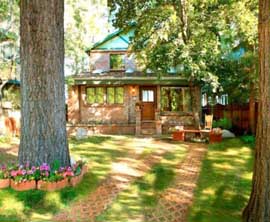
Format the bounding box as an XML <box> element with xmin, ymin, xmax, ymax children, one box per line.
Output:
<box><xmin>19</xmin><ymin>0</ymin><xmax>70</xmax><ymax>166</ymax></box>
<box><xmin>243</xmin><ymin>0</ymin><xmax>270</xmax><ymax>221</ymax></box>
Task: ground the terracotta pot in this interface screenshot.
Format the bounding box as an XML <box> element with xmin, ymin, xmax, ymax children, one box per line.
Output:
<box><xmin>69</xmin><ymin>165</ymin><xmax>88</xmax><ymax>187</ymax></box>
<box><xmin>55</xmin><ymin>178</ymin><xmax>69</xmax><ymax>190</ymax></box>
<box><xmin>37</xmin><ymin>180</ymin><xmax>57</xmax><ymax>191</ymax></box>
<box><xmin>37</xmin><ymin>178</ymin><xmax>69</xmax><ymax>191</ymax></box>
<box><xmin>81</xmin><ymin>165</ymin><xmax>88</xmax><ymax>175</ymax></box>
<box><xmin>10</xmin><ymin>180</ymin><xmax>36</xmax><ymax>191</ymax></box>
<box><xmin>0</xmin><ymin>178</ymin><xmax>10</xmax><ymax>189</ymax></box>
<box><xmin>209</xmin><ymin>133</ymin><xmax>222</xmax><ymax>143</ymax></box>
<box><xmin>69</xmin><ymin>174</ymin><xmax>83</xmax><ymax>187</ymax></box>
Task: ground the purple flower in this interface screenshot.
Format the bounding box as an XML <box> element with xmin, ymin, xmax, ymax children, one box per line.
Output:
<box><xmin>40</xmin><ymin>163</ymin><xmax>50</xmax><ymax>171</ymax></box>
<box><xmin>67</xmin><ymin>167</ymin><xmax>72</xmax><ymax>172</ymax></box>
<box><xmin>59</xmin><ymin>167</ymin><xmax>65</xmax><ymax>172</ymax></box>
<box><xmin>27</xmin><ymin>170</ymin><xmax>33</xmax><ymax>175</ymax></box>
<box><xmin>31</xmin><ymin>166</ymin><xmax>36</xmax><ymax>172</ymax></box>
<box><xmin>22</xmin><ymin>170</ymin><xmax>27</xmax><ymax>175</ymax></box>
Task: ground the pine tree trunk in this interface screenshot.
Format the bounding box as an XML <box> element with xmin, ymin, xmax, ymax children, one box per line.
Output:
<box><xmin>249</xmin><ymin>83</ymin><xmax>255</xmax><ymax>134</ymax></box>
<box><xmin>19</xmin><ymin>0</ymin><xmax>70</xmax><ymax>166</ymax></box>
<box><xmin>243</xmin><ymin>0</ymin><xmax>270</xmax><ymax>221</ymax></box>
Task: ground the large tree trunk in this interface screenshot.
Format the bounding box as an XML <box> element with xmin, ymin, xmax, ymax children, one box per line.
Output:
<box><xmin>243</xmin><ymin>0</ymin><xmax>270</xmax><ymax>221</ymax></box>
<box><xmin>249</xmin><ymin>83</ymin><xmax>256</xmax><ymax>134</ymax></box>
<box><xmin>19</xmin><ymin>0</ymin><xmax>70</xmax><ymax>166</ymax></box>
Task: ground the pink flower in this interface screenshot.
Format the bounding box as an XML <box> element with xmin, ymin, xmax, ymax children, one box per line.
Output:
<box><xmin>11</xmin><ymin>170</ymin><xmax>17</xmax><ymax>177</ymax></box>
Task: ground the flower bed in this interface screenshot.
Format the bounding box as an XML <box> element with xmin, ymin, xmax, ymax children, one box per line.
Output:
<box><xmin>0</xmin><ymin>161</ymin><xmax>87</xmax><ymax>191</ymax></box>
<box><xmin>0</xmin><ymin>165</ymin><xmax>10</xmax><ymax>188</ymax></box>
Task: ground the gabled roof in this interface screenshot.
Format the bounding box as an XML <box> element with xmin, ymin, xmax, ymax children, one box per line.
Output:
<box><xmin>86</xmin><ymin>27</ymin><xmax>135</xmax><ymax>53</ymax></box>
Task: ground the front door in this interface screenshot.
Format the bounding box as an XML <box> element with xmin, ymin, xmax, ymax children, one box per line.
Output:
<box><xmin>140</xmin><ymin>86</ymin><xmax>156</xmax><ymax>120</ymax></box>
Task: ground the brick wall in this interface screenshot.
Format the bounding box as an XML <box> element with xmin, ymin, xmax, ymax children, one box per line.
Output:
<box><xmin>89</xmin><ymin>51</ymin><xmax>137</xmax><ymax>72</ymax></box>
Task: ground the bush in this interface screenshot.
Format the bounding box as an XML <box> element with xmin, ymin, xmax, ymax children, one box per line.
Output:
<box><xmin>241</xmin><ymin>135</ymin><xmax>255</xmax><ymax>147</ymax></box>
<box><xmin>213</xmin><ymin>118</ymin><xmax>232</xmax><ymax>130</ymax></box>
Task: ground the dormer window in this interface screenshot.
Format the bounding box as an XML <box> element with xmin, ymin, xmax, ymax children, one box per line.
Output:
<box><xmin>110</xmin><ymin>54</ymin><xmax>125</xmax><ymax>70</ymax></box>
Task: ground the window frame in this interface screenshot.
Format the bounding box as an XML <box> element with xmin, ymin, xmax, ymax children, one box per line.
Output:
<box><xmin>160</xmin><ymin>86</ymin><xmax>192</xmax><ymax>114</ymax></box>
<box><xmin>109</xmin><ymin>53</ymin><xmax>125</xmax><ymax>71</ymax></box>
<box><xmin>85</xmin><ymin>86</ymin><xmax>124</xmax><ymax>105</ymax></box>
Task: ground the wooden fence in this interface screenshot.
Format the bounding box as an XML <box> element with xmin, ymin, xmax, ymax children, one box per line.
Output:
<box><xmin>202</xmin><ymin>103</ymin><xmax>258</xmax><ymax>134</ymax></box>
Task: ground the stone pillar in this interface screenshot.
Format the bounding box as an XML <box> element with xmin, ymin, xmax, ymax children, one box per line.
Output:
<box><xmin>67</xmin><ymin>85</ymin><xmax>80</xmax><ymax>124</ymax></box>
<box><xmin>135</xmin><ymin>105</ymin><xmax>141</xmax><ymax>136</ymax></box>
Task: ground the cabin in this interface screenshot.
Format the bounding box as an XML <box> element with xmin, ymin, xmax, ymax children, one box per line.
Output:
<box><xmin>67</xmin><ymin>28</ymin><xmax>201</xmax><ymax>135</ymax></box>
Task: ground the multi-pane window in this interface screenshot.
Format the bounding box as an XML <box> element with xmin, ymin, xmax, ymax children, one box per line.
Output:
<box><xmin>161</xmin><ymin>87</ymin><xmax>192</xmax><ymax>112</ymax></box>
<box><xmin>86</xmin><ymin>87</ymin><xmax>104</xmax><ymax>104</ymax></box>
<box><xmin>107</xmin><ymin>87</ymin><xmax>124</xmax><ymax>104</ymax></box>
<box><xmin>110</xmin><ymin>54</ymin><xmax>124</xmax><ymax>70</ymax></box>
<box><xmin>142</xmin><ymin>90</ymin><xmax>154</xmax><ymax>102</ymax></box>
<box><xmin>86</xmin><ymin>87</ymin><xmax>124</xmax><ymax>104</ymax></box>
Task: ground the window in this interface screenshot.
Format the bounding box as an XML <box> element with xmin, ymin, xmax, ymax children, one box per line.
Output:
<box><xmin>110</xmin><ymin>54</ymin><xmax>124</xmax><ymax>70</ymax></box>
<box><xmin>86</xmin><ymin>87</ymin><xmax>104</xmax><ymax>104</ymax></box>
<box><xmin>86</xmin><ymin>87</ymin><xmax>124</xmax><ymax>104</ymax></box>
<box><xmin>161</xmin><ymin>87</ymin><xmax>192</xmax><ymax>112</ymax></box>
<box><xmin>115</xmin><ymin>87</ymin><xmax>124</xmax><ymax>103</ymax></box>
<box><xmin>142</xmin><ymin>90</ymin><xmax>154</xmax><ymax>102</ymax></box>
<box><xmin>107</xmin><ymin>87</ymin><xmax>124</xmax><ymax>104</ymax></box>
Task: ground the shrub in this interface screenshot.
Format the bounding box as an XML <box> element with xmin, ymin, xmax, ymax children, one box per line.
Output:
<box><xmin>213</xmin><ymin>118</ymin><xmax>232</xmax><ymax>130</ymax></box>
<box><xmin>241</xmin><ymin>135</ymin><xmax>255</xmax><ymax>147</ymax></box>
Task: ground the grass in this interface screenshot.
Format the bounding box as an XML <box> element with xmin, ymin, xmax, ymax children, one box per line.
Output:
<box><xmin>0</xmin><ymin>135</ymin><xmax>166</xmax><ymax>221</ymax></box>
<box><xmin>96</xmin><ymin>143</ymin><xmax>187</xmax><ymax>222</ymax></box>
<box><xmin>188</xmin><ymin>138</ymin><xmax>254</xmax><ymax>222</ymax></box>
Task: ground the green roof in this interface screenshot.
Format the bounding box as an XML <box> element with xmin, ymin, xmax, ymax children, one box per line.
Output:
<box><xmin>86</xmin><ymin>26</ymin><xmax>135</xmax><ymax>52</ymax></box>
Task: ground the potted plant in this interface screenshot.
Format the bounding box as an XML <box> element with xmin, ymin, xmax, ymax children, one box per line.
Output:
<box><xmin>0</xmin><ymin>164</ymin><xmax>10</xmax><ymax>189</ymax></box>
<box><xmin>209</xmin><ymin>128</ymin><xmax>223</xmax><ymax>143</ymax></box>
<box><xmin>10</xmin><ymin>164</ymin><xmax>36</xmax><ymax>191</ymax></box>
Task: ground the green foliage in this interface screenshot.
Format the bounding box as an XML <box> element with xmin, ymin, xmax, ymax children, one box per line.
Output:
<box><xmin>109</xmin><ymin>0</ymin><xmax>258</xmax><ymax>102</ymax></box>
<box><xmin>241</xmin><ymin>135</ymin><xmax>255</xmax><ymax>147</ymax></box>
<box><xmin>213</xmin><ymin>118</ymin><xmax>232</xmax><ymax>130</ymax></box>
<box><xmin>64</xmin><ymin>0</ymin><xmax>111</xmax><ymax>75</ymax></box>
<box><xmin>2</xmin><ymin>86</ymin><xmax>20</xmax><ymax>109</ymax></box>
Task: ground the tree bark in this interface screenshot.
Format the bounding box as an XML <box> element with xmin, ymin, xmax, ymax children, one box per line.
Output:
<box><xmin>243</xmin><ymin>0</ymin><xmax>270</xmax><ymax>221</ymax></box>
<box><xmin>19</xmin><ymin>0</ymin><xmax>70</xmax><ymax>166</ymax></box>
<box><xmin>249</xmin><ymin>83</ymin><xmax>256</xmax><ymax>134</ymax></box>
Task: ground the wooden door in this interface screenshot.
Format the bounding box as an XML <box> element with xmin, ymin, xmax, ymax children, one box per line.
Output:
<box><xmin>140</xmin><ymin>87</ymin><xmax>156</xmax><ymax>120</ymax></box>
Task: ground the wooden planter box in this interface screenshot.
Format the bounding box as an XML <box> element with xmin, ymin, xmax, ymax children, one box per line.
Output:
<box><xmin>0</xmin><ymin>179</ymin><xmax>10</xmax><ymax>189</ymax></box>
<box><xmin>209</xmin><ymin>133</ymin><xmax>222</xmax><ymax>143</ymax></box>
<box><xmin>172</xmin><ymin>131</ymin><xmax>185</xmax><ymax>141</ymax></box>
<box><xmin>10</xmin><ymin>180</ymin><xmax>36</xmax><ymax>191</ymax></box>
<box><xmin>37</xmin><ymin>178</ymin><xmax>69</xmax><ymax>191</ymax></box>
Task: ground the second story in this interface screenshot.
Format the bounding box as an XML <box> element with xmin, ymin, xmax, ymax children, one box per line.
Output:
<box><xmin>86</xmin><ymin>28</ymin><xmax>138</xmax><ymax>75</ymax></box>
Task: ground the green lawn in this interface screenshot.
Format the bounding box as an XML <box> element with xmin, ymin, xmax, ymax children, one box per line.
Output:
<box><xmin>0</xmin><ymin>135</ymin><xmax>157</xmax><ymax>221</ymax></box>
<box><xmin>188</xmin><ymin>138</ymin><xmax>254</xmax><ymax>222</ymax></box>
<box><xmin>96</xmin><ymin>143</ymin><xmax>186</xmax><ymax>222</ymax></box>
<box><xmin>0</xmin><ymin>136</ymin><xmax>254</xmax><ymax>222</ymax></box>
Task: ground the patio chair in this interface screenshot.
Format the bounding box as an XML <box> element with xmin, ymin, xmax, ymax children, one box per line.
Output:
<box><xmin>204</xmin><ymin>114</ymin><xmax>213</xmax><ymax>131</ymax></box>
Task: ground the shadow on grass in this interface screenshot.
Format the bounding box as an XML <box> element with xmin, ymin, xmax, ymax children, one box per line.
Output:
<box><xmin>188</xmin><ymin>138</ymin><xmax>254</xmax><ymax>222</ymax></box>
<box><xmin>69</xmin><ymin>136</ymin><xmax>112</xmax><ymax>145</ymax></box>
